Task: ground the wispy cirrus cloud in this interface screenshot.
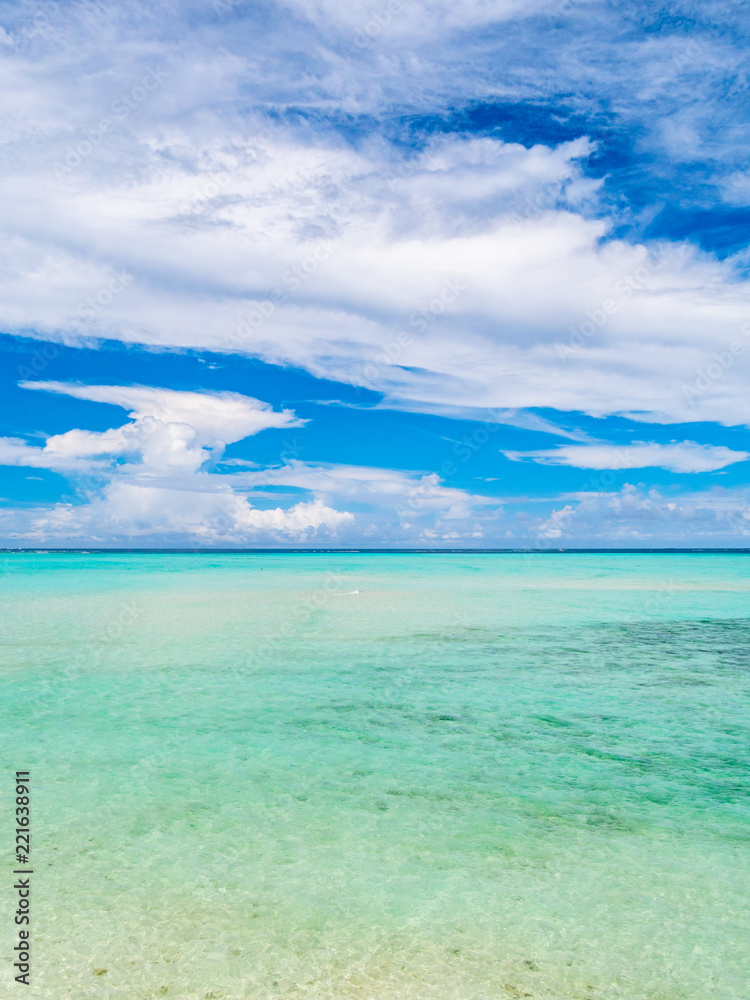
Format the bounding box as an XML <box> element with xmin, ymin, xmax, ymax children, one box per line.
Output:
<box><xmin>504</xmin><ymin>442</ymin><xmax>750</xmax><ymax>474</ymax></box>
<box><xmin>0</xmin><ymin>1</ymin><xmax>748</xmax><ymax>430</ymax></box>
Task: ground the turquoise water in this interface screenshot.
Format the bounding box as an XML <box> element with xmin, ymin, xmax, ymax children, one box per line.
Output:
<box><xmin>1</xmin><ymin>553</ymin><xmax>748</xmax><ymax>1000</ymax></box>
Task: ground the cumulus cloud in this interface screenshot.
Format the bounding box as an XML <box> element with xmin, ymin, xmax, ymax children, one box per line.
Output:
<box><xmin>0</xmin><ymin>457</ymin><xmax>496</xmax><ymax>546</ymax></box>
<box><xmin>503</xmin><ymin>442</ymin><xmax>750</xmax><ymax>474</ymax></box>
<box><xmin>0</xmin><ymin>382</ymin><xmax>500</xmax><ymax>545</ymax></box>
<box><xmin>229</xmin><ymin>460</ymin><xmax>499</xmax><ymax>533</ymax></box>
<box><xmin>0</xmin><ymin>382</ymin><xmax>360</xmax><ymax>543</ymax></box>
<box><xmin>0</xmin><ymin>435</ymin><xmax>97</xmax><ymax>472</ymax></box>
<box><xmin>0</xmin><ymin>483</ymin><xmax>353</xmax><ymax>545</ymax></box>
<box><xmin>12</xmin><ymin>382</ymin><xmax>304</xmax><ymax>473</ymax></box>
<box><xmin>530</xmin><ymin>485</ymin><xmax>750</xmax><ymax>544</ymax></box>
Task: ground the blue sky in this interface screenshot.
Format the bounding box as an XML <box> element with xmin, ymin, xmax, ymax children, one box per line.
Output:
<box><xmin>0</xmin><ymin>0</ymin><xmax>749</xmax><ymax>546</ymax></box>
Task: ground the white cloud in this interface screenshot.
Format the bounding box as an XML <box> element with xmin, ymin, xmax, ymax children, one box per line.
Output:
<box><xmin>22</xmin><ymin>382</ymin><xmax>303</xmax><ymax>445</ymax></box>
<box><xmin>279</xmin><ymin>0</ymin><xmax>549</xmax><ymax>35</ymax></box>
<box><xmin>530</xmin><ymin>485</ymin><xmax>750</xmax><ymax>544</ymax></box>
<box><xmin>0</xmin><ymin>435</ymin><xmax>98</xmax><ymax>472</ymax></box>
<box><xmin>0</xmin><ymin>383</ymin><xmax>359</xmax><ymax>543</ymax></box>
<box><xmin>237</xmin><ymin>497</ymin><xmax>353</xmax><ymax>533</ymax></box>
<box><xmin>0</xmin><ymin>482</ymin><xmax>353</xmax><ymax>545</ymax></box>
<box><xmin>504</xmin><ymin>442</ymin><xmax>750</xmax><ymax>474</ymax></box>
<box><xmin>2</xmin><ymin>127</ymin><xmax>749</xmax><ymax>428</ymax></box>
<box><xmin>226</xmin><ymin>460</ymin><xmax>502</xmax><ymax>525</ymax></box>
<box><xmin>0</xmin><ymin>11</ymin><xmax>748</xmax><ymax>434</ymax></box>
<box><xmin>0</xmin><ymin>383</ymin><xmax>500</xmax><ymax>544</ymax></box>
<box><xmin>0</xmin><ymin>459</ymin><xmax>497</xmax><ymax>546</ymax></box>
<box><xmin>11</xmin><ymin>382</ymin><xmax>304</xmax><ymax>474</ymax></box>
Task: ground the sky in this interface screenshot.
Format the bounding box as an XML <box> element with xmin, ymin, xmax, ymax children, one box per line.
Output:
<box><xmin>0</xmin><ymin>0</ymin><xmax>749</xmax><ymax>547</ymax></box>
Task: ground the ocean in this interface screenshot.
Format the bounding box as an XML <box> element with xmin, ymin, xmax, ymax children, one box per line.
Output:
<box><xmin>1</xmin><ymin>552</ymin><xmax>748</xmax><ymax>999</ymax></box>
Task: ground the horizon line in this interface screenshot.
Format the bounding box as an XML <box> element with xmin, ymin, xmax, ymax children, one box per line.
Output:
<box><xmin>3</xmin><ymin>548</ymin><xmax>750</xmax><ymax>554</ymax></box>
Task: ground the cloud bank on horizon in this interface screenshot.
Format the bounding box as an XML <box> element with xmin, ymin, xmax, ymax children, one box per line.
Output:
<box><xmin>0</xmin><ymin>0</ymin><xmax>749</xmax><ymax>546</ymax></box>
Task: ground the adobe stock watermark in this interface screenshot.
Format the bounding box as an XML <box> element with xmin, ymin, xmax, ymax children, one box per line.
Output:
<box><xmin>380</xmin><ymin>605</ymin><xmax>474</xmax><ymax>701</ymax></box>
<box><xmin>262</xmin><ymin>436</ymin><xmax>307</xmax><ymax>483</ymax></box>
<box><xmin>673</xmin><ymin>6</ymin><xmax>746</xmax><ymax>70</ymax></box>
<box><xmin>350</xmin><ymin>0</ymin><xmax>406</xmax><ymax>50</ymax></box>
<box><xmin>15</xmin><ymin>0</ymin><xmax>59</xmax><ymax>44</ymax></box>
<box><xmin>212</xmin><ymin>0</ymin><xmax>243</xmax><ymax>16</ymax></box>
<box><xmin>16</xmin><ymin>270</ymin><xmax>133</xmax><ymax>380</ymax></box>
<box><xmin>243</xmin><ymin>570</ymin><xmax>348</xmax><ymax>669</ymax></box>
<box><xmin>507</xmin><ymin>178</ymin><xmax>569</xmax><ymax>231</ymax></box>
<box><xmin>524</xmin><ymin>446</ymin><xmax>637</xmax><ymax>546</ymax></box>
<box><xmin>393</xmin><ymin>405</ymin><xmax>531</xmax><ymax>525</ymax></box>
<box><xmin>393</xmin><ymin>475</ymin><xmax>447</xmax><ymax>523</ymax></box>
<box><xmin>670</xmin><ymin>7</ymin><xmax>748</xmax><ymax>95</ymax></box>
<box><xmin>192</xmin><ymin>158</ymin><xmax>329</xmax><ymax>225</ymax></box>
<box><xmin>389</xmin><ymin>407</ymin><xmax>514</xmax><ymax>490</ymax></box>
<box><xmin>33</xmin><ymin>582</ymin><xmax>143</xmax><ymax>715</ymax></box>
<box><xmin>556</xmin><ymin>251</ymin><xmax>664</xmax><ymax>359</ymax></box>
<box><xmin>52</xmin><ymin>69</ymin><xmax>169</xmax><ymax>182</ymax></box>
<box><xmin>223</xmin><ymin>240</ymin><xmax>337</xmax><ymax>351</ymax></box>
<box><xmin>544</xmin><ymin>0</ymin><xmax>584</xmax><ymax>22</ymax></box>
<box><xmin>681</xmin><ymin>322</ymin><xmax>750</xmax><ymax>406</ymax></box>
<box><xmin>189</xmin><ymin>119</ymin><xmax>285</xmax><ymax>213</ymax></box>
<box><xmin>358</xmin><ymin>277</ymin><xmax>467</xmax><ymax>391</ymax></box>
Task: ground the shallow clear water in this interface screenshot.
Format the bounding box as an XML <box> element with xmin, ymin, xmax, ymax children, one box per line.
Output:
<box><xmin>1</xmin><ymin>553</ymin><xmax>748</xmax><ymax>999</ymax></box>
